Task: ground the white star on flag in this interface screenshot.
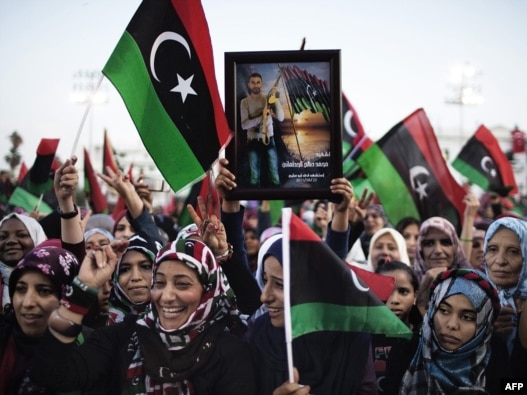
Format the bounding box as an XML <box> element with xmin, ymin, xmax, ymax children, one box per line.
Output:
<box><xmin>171</xmin><ymin>73</ymin><xmax>197</xmax><ymax>103</ymax></box>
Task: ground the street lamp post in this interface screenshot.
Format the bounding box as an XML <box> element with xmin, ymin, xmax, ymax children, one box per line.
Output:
<box><xmin>445</xmin><ymin>62</ymin><xmax>484</xmax><ymax>146</ymax></box>
<box><xmin>70</xmin><ymin>70</ymin><xmax>108</xmax><ymax>156</ymax></box>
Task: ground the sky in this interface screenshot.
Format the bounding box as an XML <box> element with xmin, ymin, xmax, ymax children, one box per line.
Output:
<box><xmin>1</xmin><ymin>0</ymin><xmax>526</xmax><ymax>177</ymax></box>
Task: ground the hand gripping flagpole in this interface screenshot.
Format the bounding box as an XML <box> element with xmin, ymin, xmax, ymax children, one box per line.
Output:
<box><xmin>70</xmin><ymin>73</ymin><xmax>104</xmax><ymax>158</ymax></box>
<box><xmin>281</xmin><ymin>207</ymin><xmax>295</xmax><ymax>383</ymax></box>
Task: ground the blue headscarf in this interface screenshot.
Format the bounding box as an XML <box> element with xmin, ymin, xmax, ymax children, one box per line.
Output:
<box><xmin>400</xmin><ymin>269</ymin><xmax>500</xmax><ymax>394</ymax></box>
<box><xmin>482</xmin><ymin>216</ymin><xmax>527</xmax><ymax>353</ymax></box>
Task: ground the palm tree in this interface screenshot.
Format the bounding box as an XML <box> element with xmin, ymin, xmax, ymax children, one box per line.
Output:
<box><xmin>4</xmin><ymin>131</ymin><xmax>23</xmax><ymax>175</ymax></box>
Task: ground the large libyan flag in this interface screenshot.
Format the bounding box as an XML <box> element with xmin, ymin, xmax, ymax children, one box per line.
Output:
<box><xmin>103</xmin><ymin>0</ymin><xmax>231</xmax><ymax>193</ymax></box>
<box><xmin>282</xmin><ymin>208</ymin><xmax>411</xmax><ymax>340</ymax></box>
<box><xmin>452</xmin><ymin>124</ymin><xmax>518</xmax><ymax>196</ymax></box>
<box><xmin>357</xmin><ymin>108</ymin><xmax>466</xmax><ymax>231</ymax></box>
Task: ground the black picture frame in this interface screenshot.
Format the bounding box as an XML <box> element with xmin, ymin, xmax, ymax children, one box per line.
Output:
<box><xmin>224</xmin><ymin>49</ymin><xmax>342</xmax><ymax>201</ymax></box>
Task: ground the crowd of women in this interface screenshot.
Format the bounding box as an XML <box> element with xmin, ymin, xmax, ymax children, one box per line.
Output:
<box><xmin>0</xmin><ymin>155</ymin><xmax>526</xmax><ymax>394</ymax></box>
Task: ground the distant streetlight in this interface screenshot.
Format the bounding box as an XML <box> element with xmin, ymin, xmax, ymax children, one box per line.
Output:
<box><xmin>445</xmin><ymin>62</ymin><xmax>484</xmax><ymax>144</ymax></box>
<box><xmin>70</xmin><ymin>70</ymin><xmax>108</xmax><ymax>155</ymax></box>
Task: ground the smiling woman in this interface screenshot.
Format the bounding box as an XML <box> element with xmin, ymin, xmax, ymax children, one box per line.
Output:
<box><xmin>29</xmin><ymin>238</ymin><xmax>256</xmax><ymax>394</ymax></box>
<box><xmin>0</xmin><ymin>246</ymin><xmax>79</xmax><ymax>393</ymax></box>
<box><xmin>0</xmin><ymin>213</ymin><xmax>48</xmax><ymax>310</ymax></box>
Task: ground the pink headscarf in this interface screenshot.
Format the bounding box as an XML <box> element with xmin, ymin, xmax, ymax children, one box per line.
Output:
<box><xmin>413</xmin><ymin>216</ymin><xmax>470</xmax><ymax>281</ymax></box>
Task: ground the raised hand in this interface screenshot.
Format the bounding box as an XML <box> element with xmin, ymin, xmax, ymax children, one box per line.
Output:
<box><xmin>187</xmin><ymin>195</ymin><xmax>229</xmax><ymax>257</ymax></box>
<box><xmin>78</xmin><ymin>239</ymin><xmax>129</xmax><ymax>289</ymax></box>
<box><xmin>54</xmin><ymin>156</ymin><xmax>79</xmax><ymax>202</ymax></box>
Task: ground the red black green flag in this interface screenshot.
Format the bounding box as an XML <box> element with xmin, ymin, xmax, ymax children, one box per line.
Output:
<box><xmin>84</xmin><ymin>148</ymin><xmax>108</xmax><ymax>214</ymax></box>
<box><xmin>178</xmin><ymin>170</ymin><xmax>219</xmax><ymax>228</ymax></box>
<box><xmin>8</xmin><ymin>138</ymin><xmax>59</xmax><ymax>214</ymax></box>
<box><xmin>281</xmin><ymin>65</ymin><xmax>331</xmax><ymax>122</ymax></box>
<box><xmin>282</xmin><ymin>208</ymin><xmax>411</xmax><ymax>339</ymax></box>
<box><xmin>27</xmin><ymin>138</ymin><xmax>60</xmax><ymax>195</ymax></box>
<box><xmin>102</xmin><ymin>0</ymin><xmax>231</xmax><ymax>193</ymax></box>
<box><xmin>452</xmin><ymin>124</ymin><xmax>518</xmax><ymax>196</ymax></box>
<box><xmin>341</xmin><ymin>93</ymin><xmax>372</xmax><ymax>178</ymax></box>
<box><xmin>17</xmin><ymin>162</ymin><xmax>28</xmax><ymax>185</ymax></box>
<box><xmin>102</xmin><ymin>129</ymin><xmax>120</xmax><ymax>176</ymax></box>
<box><xmin>357</xmin><ymin>108</ymin><xmax>466</xmax><ymax>231</ymax></box>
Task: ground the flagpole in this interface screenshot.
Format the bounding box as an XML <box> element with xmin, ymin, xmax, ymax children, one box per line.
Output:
<box><xmin>281</xmin><ymin>207</ymin><xmax>295</xmax><ymax>383</ymax></box>
<box><xmin>34</xmin><ymin>193</ymin><xmax>44</xmax><ymax>213</ymax></box>
<box><xmin>343</xmin><ymin>134</ymin><xmax>369</xmax><ymax>163</ymax></box>
<box><xmin>70</xmin><ymin>74</ymin><xmax>104</xmax><ymax>158</ymax></box>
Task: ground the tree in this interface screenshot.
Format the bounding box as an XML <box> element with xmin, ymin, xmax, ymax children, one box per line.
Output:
<box><xmin>4</xmin><ymin>131</ymin><xmax>23</xmax><ymax>175</ymax></box>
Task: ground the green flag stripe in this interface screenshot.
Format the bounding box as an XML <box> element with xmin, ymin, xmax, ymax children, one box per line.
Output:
<box><xmin>103</xmin><ymin>32</ymin><xmax>204</xmax><ymax>192</ymax></box>
<box><xmin>357</xmin><ymin>144</ymin><xmax>419</xmax><ymax>224</ymax></box>
<box><xmin>8</xmin><ymin>187</ymin><xmax>52</xmax><ymax>215</ymax></box>
<box><xmin>291</xmin><ymin>302</ymin><xmax>412</xmax><ymax>339</ymax></box>
<box><xmin>451</xmin><ymin>157</ymin><xmax>490</xmax><ymax>190</ymax></box>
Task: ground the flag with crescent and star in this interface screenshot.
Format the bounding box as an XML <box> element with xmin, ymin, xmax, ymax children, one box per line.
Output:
<box><xmin>452</xmin><ymin>124</ymin><xmax>518</xmax><ymax>196</ymax></box>
<box><xmin>281</xmin><ymin>208</ymin><xmax>412</xmax><ymax>340</ymax></box>
<box><xmin>102</xmin><ymin>0</ymin><xmax>231</xmax><ymax>193</ymax></box>
<box><xmin>357</xmin><ymin>108</ymin><xmax>466</xmax><ymax>231</ymax></box>
<box><xmin>341</xmin><ymin>93</ymin><xmax>373</xmax><ymax>179</ymax></box>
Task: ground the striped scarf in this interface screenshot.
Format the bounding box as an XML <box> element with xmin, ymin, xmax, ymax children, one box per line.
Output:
<box><xmin>122</xmin><ymin>239</ymin><xmax>243</xmax><ymax>394</ymax></box>
<box><xmin>400</xmin><ymin>269</ymin><xmax>500</xmax><ymax>394</ymax></box>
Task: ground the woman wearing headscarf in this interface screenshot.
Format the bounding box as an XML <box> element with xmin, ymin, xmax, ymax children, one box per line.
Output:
<box><xmin>413</xmin><ymin>217</ymin><xmax>471</xmax><ymax>315</ymax></box>
<box><xmin>0</xmin><ymin>213</ymin><xmax>48</xmax><ymax>310</ymax></box>
<box><xmin>483</xmin><ymin>216</ymin><xmax>527</xmax><ymax>377</ymax></box>
<box><xmin>250</xmin><ymin>235</ymin><xmax>378</xmax><ymax>395</ymax></box>
<box><xmin>29</xmin><ymin>238</ymin><xmax>256</xmax><ymax>394</ymax></box>
<box><xmin>366</xmin><ymin>228</ymin><xmax>411</xmax><ymax>272</ymax></box>
<box><xmin>1</xmin><ymin>156</ymin><xmax>85</xmax><ymax>312</ymax></box>
<box><xmin>385</xmin><ymin>269</ymin><xmax>509</xmax><ymax>394</ymax></box>
<box><xmin>0</xmin><ymin>245</ymin><xmax>80</xmax><ymax>393</ymax></box>
<box><xmin>346</xmin><ymin>203</ymin><xmax>389</xmax><ymax>268</ymax></box>
<box><xmin>107</xmin><ymin>231</ymin><xmax>163</xmax><ymax>325</ymax></box>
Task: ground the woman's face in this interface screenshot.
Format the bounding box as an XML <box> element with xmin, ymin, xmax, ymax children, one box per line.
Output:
<box><xmin>363</xmin><ymin>208</ymin><xmax>384</xmax><ymax>236</ymax></box>
<box><xmin>260</xmin><ymin>256</ymin><xmax>284</xmax><ymax>328</ymax></box>
<box><xmin>371</xmin><ymin>233</ymin><xmax>400</xmax><ymax>267</ymax></box>
<box><xmin>85</xmin><ymin>233</ymin><xmax>111</xmax><ymax>253</ymax></box>
<box><xmin>469</xmin><ymin>238</ymin><xmax>485</xmax><ymax>270</ymax></box>
<box><xmin>118</xmin><ymin>250</ymin><xmax>153</xmax><ymax>304</ymax></box>
<box><xmin>151</xmin><ymin>260</ymin><xmax>203</xmax><ymax>330</ymax></box>
<box><xmin>114</xmin><ymin>217</ymin><xmax>134</xmax><ymax>240</ymax></box>
<box><xmin>485</xmin><ymin>228</ymin><xmax>523</xmax><ymax>290</ymax></box>
<box><xmin>244</xmin><ymin>230</ymin><xmax>260</xmax><ymax>256</ymax></box>
<box><xmin>402</xmin><ymin>223</ymin><xmax>419</xmax><ymax>264</ymax></box>
<box><xmin>420</xmin><ymin>228</ymin><xmax>455</xmax><ymax>269</ymax></box>
<box><xmin>433</xmin><ymin>294</ymin><xmax>477</xmax><ymax>351</ymax></box>
<box><xmin>382</xmin><ymin>269</ymin><xmax>416</xmax><ymax>325</ymax></box>
<box><xmin>0</xmin><ymin>217</ymin><xmax>35</xmax><ymax>267</ymax></box>
<box><xmin>12</xmin><ymin>271</ymin><xmax>60</xmax><ymax>337</ymax></box>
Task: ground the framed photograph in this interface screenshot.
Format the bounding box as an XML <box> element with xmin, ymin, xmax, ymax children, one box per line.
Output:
<box><xmin>224</xmin><ymin>49</ymin><xmax>342</xmax><ymax>201</ymax></box>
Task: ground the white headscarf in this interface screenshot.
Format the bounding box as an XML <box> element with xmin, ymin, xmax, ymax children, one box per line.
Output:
<box><xmin>367</xmin><ymin>228</ymin><xmax>410</xmax><ymax>271</ymax></box>
<box><xmin>0</xmin><ymin>212</ymin><xmax>48</xmax><ymax>307</ymax></box>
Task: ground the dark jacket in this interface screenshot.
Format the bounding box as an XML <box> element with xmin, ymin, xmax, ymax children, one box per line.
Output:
<box><xmin>29</xmin><ymin>315</ymin><xmax>255</xmax><ymax>394</ymax></box>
